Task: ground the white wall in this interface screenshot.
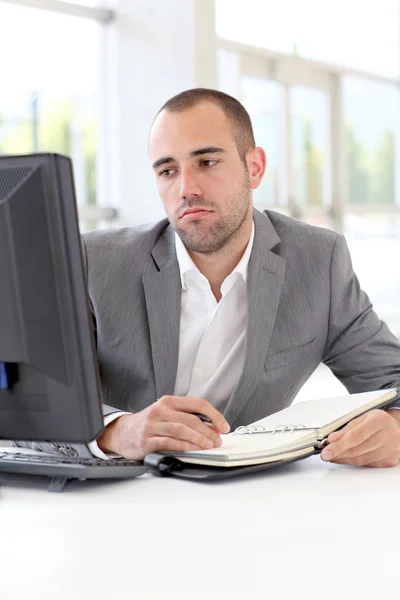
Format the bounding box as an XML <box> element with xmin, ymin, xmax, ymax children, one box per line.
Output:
<box><xmin>104</xmin><ymin>0</ymin><xmax>217</xmax><ymax>227</ymax></box>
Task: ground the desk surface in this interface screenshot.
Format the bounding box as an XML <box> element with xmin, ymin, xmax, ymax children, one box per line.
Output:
<box><xmin>1</xmin><ymin>455</ymin><xmax>399</xmax><ymax>600</ymax></box>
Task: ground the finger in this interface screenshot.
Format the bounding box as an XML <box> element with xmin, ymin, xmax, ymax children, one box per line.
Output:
<box><xmin>146</xmin><ymin>436</ymin><xmax>204</xmax><ymax>454</ymax></box>
<box><xmin>328</xmin><ymin>447</ymin><xmax>399</xmax><ymax>467</ymax></box>
<box><xmin>169</xmin><ymin>396</ymin><xmax>230</xmax><ymax>434</ymax></box>
<box><xmin>321</xmin><ymin>429</ymin><xmax>384</xmax><ymax>462</ymax></box>
<box><xmin>325</xmin><ymin>411</ymin><xmax>387</xmax><ymax>458</ymax></box>
<box><xmin>170</xmin><ymin>411</ymin><xmax>222</xmax><ymax>445</ymax></box>
<box><xmin>154</xmin><ymin>421</ymin><xmax>219</xmax><ymax>450</ymax></box>
<box><xmin>327</xmin><ymin>413</ymin><xmax>369</xmax><ymax>443</ymax></box>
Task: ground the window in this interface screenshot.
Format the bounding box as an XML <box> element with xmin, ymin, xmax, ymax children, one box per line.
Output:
<box><xmin>240</xmin><ymin>77</ymin><xmax>283</xmax><ymax>209</ymax></box>
<box><xmin>344</xmin><ymin>77</ymin><xmax>400</xmax><ymax>208</ymax></box>
<box><xmin>216</xmin><ymin>0</ymin><xmax>400</xmax><ymax>78</ymax></box>
<box><xmin>290</xmin><ymin>86</ymin><xmax>328</xmax><ymax>209</ymax></box>
<box><xmin>0</xmin><ymin>1</ymin><xmax>103</xmax><ymax>228</ymax></box>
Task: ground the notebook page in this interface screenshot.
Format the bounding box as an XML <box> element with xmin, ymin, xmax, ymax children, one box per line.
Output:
<box><xmin>249</xmin><ymin>389</ymin><xmax>397</xmax><ymax>437</ymax></box>
<box><xmin>178</xmin><ymin>446</ymin><xmax>314</xmax><ymax>467</ymax></box>
<box><xmin>175</xmin><ymin>427</ymin><xmax>316</xmax><ymax>461</ymax></box>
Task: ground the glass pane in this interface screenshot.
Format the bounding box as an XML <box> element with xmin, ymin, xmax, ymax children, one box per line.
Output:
<box><xmin>240</xmin><ymin>77</ymin><xmax>283</xmax><ymax>209</ymax></box>
<box><xmin>344</xmin><ymin>213</ymin><xmax>400</xmax><ymax>337</ymax></box>
<box><xmin>290</xmin><ymin>87</ymin><xmax>328</xmax><ymax>209</ymax></box>
<box><xmin>217</xmin><ymin>49</ymin><xmax>240</xmax><ymax>98</ymax></box>
<box><xmin>344</xmin><ymin>77</ymin><xmax>400</xmax><ymax>207</ymax></box>
<box><xmin>0</xmin><ymin>2</ymin><xmax>101</xmax><ymax>230</ymax></box>
<box><xmin>216</xmin><ymin>0</ymin><xmax>400</xmax><ymax>78</ymax></box>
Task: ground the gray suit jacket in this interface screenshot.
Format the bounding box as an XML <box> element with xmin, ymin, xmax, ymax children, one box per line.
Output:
<box><xmin>18</xmin><ymin>208</ymin><xmax>400</xmax><ymax>457</ymax></box>
<box><xmin>87</xmin><ymin>207</ymin><xmax>400</xmax><ymax>422</ymax></box>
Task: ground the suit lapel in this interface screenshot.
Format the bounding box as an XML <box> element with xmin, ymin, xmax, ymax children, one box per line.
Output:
<box><xmin>224</xmin><ymin>210</ymin><xmax>286</xmax><ymax>424</ymax></box>
<box><xmin>142</xmin><ymin>210</ymin><xmax>286</xmax><ymax>419</ymax></box>
<box><xmin>142</xmin><ymin>225</ymin><xmax>181</xmax><ymax>399</ymax></box>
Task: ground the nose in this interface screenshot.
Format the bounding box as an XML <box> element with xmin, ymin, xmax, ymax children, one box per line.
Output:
<box><xmin>179</xmin><ymin>167</ymin><xmax>202</xmax><ymax>201</ymax></box>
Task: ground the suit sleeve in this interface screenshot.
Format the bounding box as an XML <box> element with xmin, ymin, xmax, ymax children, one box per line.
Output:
<box><xmin>12</xmin><ymin>408</ymin><xmax>130</xmax><ymax>458</ymax></box>
<box><xmin>322</xmin><ymin>234</ymin><xmax>400</xmax><ymax>396</ymax></box>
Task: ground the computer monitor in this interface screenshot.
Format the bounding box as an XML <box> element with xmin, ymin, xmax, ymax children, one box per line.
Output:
<box><xmin>0</xmin><ymin>153</ymin><xmax>104</xmax><ymax>443</ymax></box>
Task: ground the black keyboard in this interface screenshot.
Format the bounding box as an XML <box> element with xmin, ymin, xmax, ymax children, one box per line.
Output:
<box><xmin>0</xmin><ymin>452</ymin><xmax>148</xmax><ymax>492</ymax></box>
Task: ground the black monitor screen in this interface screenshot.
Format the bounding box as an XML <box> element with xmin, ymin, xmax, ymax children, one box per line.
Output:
<box><xmin>0</xmin><ymin>153</ymin><xmax>103</xmax><ymax>443</ymax></box>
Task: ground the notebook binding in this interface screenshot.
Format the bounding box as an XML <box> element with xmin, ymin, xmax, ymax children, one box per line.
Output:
<box><xmin>233</xmin><ymin>424</ymin><xmax>308</xmax><ymax>436</ymax></box>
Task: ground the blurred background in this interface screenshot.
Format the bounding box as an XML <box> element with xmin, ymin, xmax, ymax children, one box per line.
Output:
<box><xmin>1</xmin><ymin>0</ymin><xmax>399</xmax><ymax>399</ymax></box>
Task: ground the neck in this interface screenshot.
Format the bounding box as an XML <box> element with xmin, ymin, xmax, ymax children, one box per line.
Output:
<box><xmin>187</xmin><ymin>215</ymin><xmax>253</xmax><ymax>300</ymax></box>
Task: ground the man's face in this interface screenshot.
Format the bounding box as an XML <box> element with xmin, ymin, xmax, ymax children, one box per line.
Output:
<box><xmin>149</xmin><ymin>102</ymin><xmax>254</xmax><ymax>254</ymax></box>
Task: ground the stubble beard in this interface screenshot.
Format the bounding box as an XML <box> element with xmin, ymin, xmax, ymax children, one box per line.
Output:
<box><xmin>173</xmin><ymin>179</ymin><xmax>251</xmax><ymax>255</ymax></box>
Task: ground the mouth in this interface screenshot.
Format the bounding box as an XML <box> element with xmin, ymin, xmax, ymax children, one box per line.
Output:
<box><xmin>180</xmin><ymin>209</ymin><xmax>213</xmax><ymax>221</ymax></box>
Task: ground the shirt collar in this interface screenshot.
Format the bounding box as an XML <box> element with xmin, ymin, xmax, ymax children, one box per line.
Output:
<box><xmin>174</xmin><ymin>221</ymin><xmax>255</xmax><ymax>290</ymax></box>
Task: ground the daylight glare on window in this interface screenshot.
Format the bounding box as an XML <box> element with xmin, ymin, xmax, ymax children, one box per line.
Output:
<box><xmin>216</xmin><ymin>0</ymin><xmax>400</xmax><ymax>78</ymax></box>
<box><xmin>0</xmin><ymin>2</ymin><xmax>101</xmax><ymax>215</ymax></box>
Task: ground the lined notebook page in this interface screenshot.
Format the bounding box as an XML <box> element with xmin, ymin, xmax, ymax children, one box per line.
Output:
<box><xmin>178</xmin><ymin>446</ymin><xmax>313</xmax><ymax>467</ymax></box>
<box><xmin>250</xmin><ymin>390</ymin><xmax>396</xmax><ymax>436</ymax></box>
<box><xmin>171</xmin><ymin>389</ymin><xmax>396</xmax><ymax>466</ymax></box>
<box><xmin>177</xmin><ymin>427</ymin><xmax>315</xmax><ymax>460</ymax></box>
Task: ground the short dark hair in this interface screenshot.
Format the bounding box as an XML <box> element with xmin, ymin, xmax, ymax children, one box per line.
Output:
<box><xmin>156</xmin><ymin>88</ymin><xmax>256</xmax><ymax>161</ymax></box>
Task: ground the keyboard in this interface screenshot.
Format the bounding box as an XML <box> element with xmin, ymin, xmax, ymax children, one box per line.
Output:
<box><xmin>0</xmin><ymin>451</ymin><xmax>148</xmax><ymax>492</ymax></box>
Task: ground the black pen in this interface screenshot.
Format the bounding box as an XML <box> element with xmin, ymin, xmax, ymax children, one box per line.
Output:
<box><xmin>192</xmin><ymin>413</ymin><xmax>212</xmax><ymax>424</ymax></box>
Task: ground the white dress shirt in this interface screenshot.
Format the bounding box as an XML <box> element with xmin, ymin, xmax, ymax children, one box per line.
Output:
<box><xmin>90</xmin><ymin>222</ymin><xmax>255</xmax><ymax>459</ymax></box>
<box><xmin>173</xmin><ymin>221</ymin><xmax>254</xmax><ymax>409</ymax></box>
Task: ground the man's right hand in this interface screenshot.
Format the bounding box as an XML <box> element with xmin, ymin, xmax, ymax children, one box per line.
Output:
<box><xmin>97</xmin><ymin>395</ymin><xmax>230</xmax><ymax>461</ymax></box>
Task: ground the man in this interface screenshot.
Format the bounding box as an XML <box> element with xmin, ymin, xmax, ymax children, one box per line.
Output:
<box><xmin>83</xmin><ymin>89</ymin><xmax>400</xmax><ymax>467</ymax></box>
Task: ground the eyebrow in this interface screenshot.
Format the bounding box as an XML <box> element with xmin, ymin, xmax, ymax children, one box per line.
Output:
<box><xmin>152</xmin><ymin>146</ymin><xmax>226</xmax><ymax>170</ymax></box>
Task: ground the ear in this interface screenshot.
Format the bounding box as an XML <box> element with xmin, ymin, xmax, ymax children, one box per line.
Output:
<box><xmin>246</xmin><ymin>147</ymin><xmax>267</xmax><ymax>190</ymax></box>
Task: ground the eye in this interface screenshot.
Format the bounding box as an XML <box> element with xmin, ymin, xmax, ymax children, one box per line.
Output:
<box><xmin>200</xmin><ymin>159</ymin><xmax>218</xmax><ymax>168</ymax></box>
<box><xmin>159</xmin><ymin>168</ymin><xmax>176</xmax><ymax>178</ymax></box>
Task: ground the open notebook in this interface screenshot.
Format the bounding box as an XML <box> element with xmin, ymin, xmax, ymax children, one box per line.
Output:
<box><xmin>164</xmin><ymin>389</ymin><xmax>398</xmax><ymax>468</ymax></box>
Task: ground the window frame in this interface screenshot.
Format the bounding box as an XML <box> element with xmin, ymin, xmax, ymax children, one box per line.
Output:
<box><xmin>217</xmin><ymin>31</ymin><xmax>400</xmax><ymax>232</ymax></box>
<box><xmin>0</xmin><ymin>0</ymin><xmax>114</xmax><ymax>22</ymax></box>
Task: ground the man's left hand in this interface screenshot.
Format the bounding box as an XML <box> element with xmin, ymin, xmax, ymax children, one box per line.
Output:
<box><xmin>321</xmin><ymin>408</ymin><xmax>400</xmax><ymax>467</ymax></box>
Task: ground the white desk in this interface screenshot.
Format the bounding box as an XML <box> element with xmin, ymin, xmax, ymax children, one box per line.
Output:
<box><xmin>1</xmin><ymin>455</ymin><xmax>399</xmax><ymax>600</ymax></box>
